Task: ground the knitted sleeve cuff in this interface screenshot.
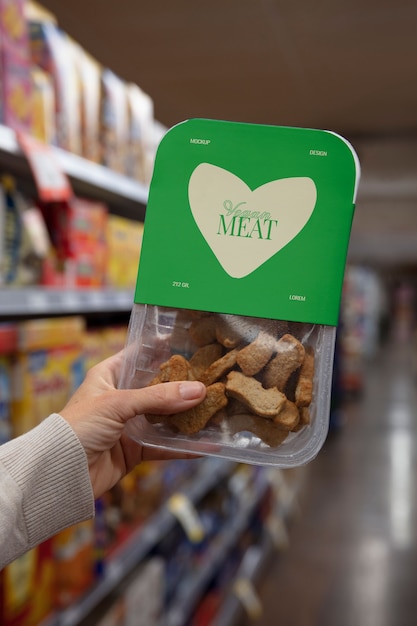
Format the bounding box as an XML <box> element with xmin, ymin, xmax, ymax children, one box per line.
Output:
<box><xmin>0</xmin><ymin>413</ymin><xmax>94</xmax><ymax>556</ymax></box>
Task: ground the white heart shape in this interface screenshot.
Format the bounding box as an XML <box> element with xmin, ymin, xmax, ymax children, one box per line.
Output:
<box><xmin>188</xmin><ymin>163</ymin><xmax>317</xmax><ymax>278</ymax></box>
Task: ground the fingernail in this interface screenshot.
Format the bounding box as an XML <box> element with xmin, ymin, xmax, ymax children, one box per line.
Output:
<box><xmin>179</xmin><ymin>381</ymin><xmax>205</xmax><ymax>400</ymax></box>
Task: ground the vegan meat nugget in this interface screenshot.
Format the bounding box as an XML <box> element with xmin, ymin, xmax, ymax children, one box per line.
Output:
<box><xmin>188</xmin><ymin>315</ymin><xmax>218</xmax><ymax>346</ymax></box>
<box><xmin>189</xmin><ymin>343</ymin><xmax>224</xmax><ymax>379</ymax></box>
<box><xmin>273</xmin><ymin>399</ymin><xmax>300</xmax><ymax>430</ymax></box>
<box><xmin>224</xmin><ymin>413</ymin><xmax>289</xmax><ymax>447</ymax></box>
<box><xmin>199</xmin><ymin>348</ymin><xmax>239</xmax><ymax>386</ymax></box>
<box><xmin>225</xmin><ymin>370</ymin><xmax>286</xmax><ymax>418</ymax></box>
<box><xmin>170</xmin><ymin>382</ymin><xmax>228</xmax><ymax>434</ymax></box>
<box><xmin>159</xmin><ymin>354</ymin><xmax>194</xmax><ymax>382</ymax></box>
<box><xmin>237</xmin><ymin>330</ymin><xmax>277</xmax><ymax>376</ymax></box>
<box><xmin>263</xmin><ymin>334</ymin><xmax>305</xmax><ymax>391</ymax></box>
<box><xmin>295</xmin><ymin>345</ymin><xmax>315</xmax><ymax>407</ymax></box>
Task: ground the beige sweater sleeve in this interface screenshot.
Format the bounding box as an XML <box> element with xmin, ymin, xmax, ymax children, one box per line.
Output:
<box><xmin>0</xmin><ymin>413</ymin><xmax>95</xmax><ymax>569</ymax></box>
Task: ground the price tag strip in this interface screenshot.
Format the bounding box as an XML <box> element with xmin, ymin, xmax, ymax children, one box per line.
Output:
<box><xmin>167</xmin><ymin>493</ymin><xmax>205</xmax><ymax>544</ymax></box>
<box><xmin>233</xmin><ymin>577</ymin><xmax>263</xmax><ymax>620</ymax></box>
<box><xmin>16</xmin><ymin>131</ymin><xmax>73</xmax><ymax>202</ymax></box>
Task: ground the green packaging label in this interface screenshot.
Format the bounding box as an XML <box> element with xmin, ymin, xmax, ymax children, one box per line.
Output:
<box><xmin>134</xmin><ymin>119</ymin><xmax>360</xmax><ymax>326</ymax></box>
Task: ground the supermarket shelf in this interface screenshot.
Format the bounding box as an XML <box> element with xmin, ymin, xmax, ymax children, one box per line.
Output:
<box><xmin>42</xmin><ymin>457</ymin><xmax>235</xmax><ymax>626</ymax></box>
<box><xmin>0</xmin><ymin>287</ymin><xmax>135</xmax><ymax>317</ymax></box>
<box><xmin>161</xmin><ymin>475</ymin><xmax>269</xmax><ymax>626</ymax></box>
<box><xmin>211</xmin><ymin>533</ymin><xmax>274</xmax><ymax>626</ymax></box>
<box><xmin>0</xmin><ymin>124</ymin><xmax>148</xmax><ymax>218</ymax></box>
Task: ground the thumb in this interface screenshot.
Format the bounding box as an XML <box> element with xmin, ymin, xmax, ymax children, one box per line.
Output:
<box><xmin>115</xmin><ymin>380</ymin><xmax>207</xmax><ymax>423</ymax></box>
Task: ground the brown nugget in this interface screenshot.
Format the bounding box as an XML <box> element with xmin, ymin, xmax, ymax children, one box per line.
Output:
<box><xmin>273</xmin><ymin>399</ymin><xmax>300</xmax><ymax>430</ymax></box>
<box><xmin>295</xmin><ymin>346</ymin><xmax>315</xmax><ymax>407</ymax></box>
<box><xmin>170</xmin><ymin>382</ymin><xmax>228</xmax><ymax>434</ymax></box>
<box><xmin>145</xmin><ymin>413</ymin><xmax>173</xmax><ymax>426</ymax></box>
<box><xmin>199</xmin><ymin>348</ymin><xmax>239</xmax><ymax>386</ymax></box>
<box><xmin>292</xmin><ymin>406</ymin><xmax>311</xmax><ymax>432</ymax></box>
<box><xmin>188</xmin><ymin>315</ymin><xmax>218</xmax><ymax>346</ymax></box>
<box><xmin>237</xmin><ymin>330</ymin><xmax>277</xmax><ymax>376</ymax></box>
<box><xmin>263</xmin><ymin>334</ymin><xmax>305</xmax><ymax>391</ymax></box>
<box><xmin>225</xmin><ymin>370</ymin><xmax>286</xmax><ymax>418</ymax></box>
<box><xmin>224</xmin><ymin>413</ymin><xmax>289</xmax><ymax>447</ymax></box>
<box><xmin>189</xmin><ymin>343</ymin><xmax>223</xmax><ymax>379</ymax></box>
<box><xmin>159</xmin><ymin>354</ymin><xmax>194</xmax><ymax>382</ymax></box>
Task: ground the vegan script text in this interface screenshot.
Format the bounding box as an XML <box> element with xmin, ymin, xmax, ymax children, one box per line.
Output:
<box><xmin>217</xmin><ymin>200</ymin><xmax>278</xmax><ymax>239</ymax></box>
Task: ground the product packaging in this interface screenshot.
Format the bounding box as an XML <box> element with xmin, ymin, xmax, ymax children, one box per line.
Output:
<box><xmin>119</xmin><ymin>119</ymin><xmax>360</xmax><ymax>467</ymax></box>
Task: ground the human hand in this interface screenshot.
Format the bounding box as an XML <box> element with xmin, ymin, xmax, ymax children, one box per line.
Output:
<box><xmin>59</xmin><ymin>351</ymin><xmax>206</xmax><ymax>498</ymax></box>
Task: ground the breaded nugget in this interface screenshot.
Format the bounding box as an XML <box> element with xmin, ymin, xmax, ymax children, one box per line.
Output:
<box><xmin>170</xmin><ymin>382</ymin><xmax>228</xmax><ymax>434</ymax></box>
<box><xmin>225</xmin><ymin>370</ymin><xmax>286</xmax><ymax>418</ymax></box>
<box><xmin>223</xmin><ymin>413</ymin><xmax>289</xmax><ymax>447</ymax></box>
<box><xmin>292</xmin><ymin>406</ymin><xmax>311</xmax><ymax>432</ymax></box>
<box><xmin>159</xmin><ymin>354</ymin><xmax>194</xmax><ymax>382</ymax></box>
<box><xmin>189</xmin><ymin>343</ymin><xmax>223</xmax><ymax>379</ymax></box>
<box><xmin>199</xmin><ymin>348</ymin><xmax>239</xmax><ymax>386</ymax></box>
<box><xmin>263</xmin><ymin>334</ymin><xmax>305</xmax><ymax>391</ymax></box>
<box><xmin>237</xmin><ymin>330</ymin><xmax>277</xmax><ymax>376</ymax></box>
<box><xmin>295</xmin><ymin>345</ymin><xmax>315</xmax><ymax>407</ymax></box>
<box><xmin>188</xmin><ymin>315</ymin><xmax>218</xmax><ymax>346</ymax></box>
<box><xmin>273</xmin><ymin>399</ymin><xmax>300</xmax><ymax>430</ymax></box>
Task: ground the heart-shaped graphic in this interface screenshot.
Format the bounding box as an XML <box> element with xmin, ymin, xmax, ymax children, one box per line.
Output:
<box><xmin>188</xmin><ymin>163</ymin><xmax>317</xmax><ymax>278</ymax></box>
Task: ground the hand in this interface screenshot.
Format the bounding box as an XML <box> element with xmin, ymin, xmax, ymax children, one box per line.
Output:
<box><xmin>59</xmin><ymin>351</ymin><xmax>206</xmax><ymax>498</ymax></box>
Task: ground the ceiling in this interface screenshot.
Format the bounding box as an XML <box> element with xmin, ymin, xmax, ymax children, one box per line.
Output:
<box><xmin>38</xmin><ymin>0</ymin><xmax>417</xmax><ymax>271</ymax></box>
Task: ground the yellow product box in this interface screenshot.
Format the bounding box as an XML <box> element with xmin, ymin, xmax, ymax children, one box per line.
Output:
<box><xmin>106</xmin><ymin>215</ymin><xmax>143</xmax><ymax>288</ymax></box>
<box><xmin>17</xmin><ymin>316</ymin><xmax>85</xmax><ymax>351</ymax></box>
<box><xmin>10</xmin><ymin>341</ymin><xmax>85</xmax><ymax>437</ymax></box>
<box><xmin>101</xmin><ymin>325</ymin><xmax>128</xmax><ymax>359</ymax></box>
<box><xmin>83</xmin><ymin>327</ymin><xmax>106</xmax><ymax>371</ymax></box>
<box><xmin>30</xmin><ymin>67</ymin><xmax>56</xmax><ymax>144</ymax></box>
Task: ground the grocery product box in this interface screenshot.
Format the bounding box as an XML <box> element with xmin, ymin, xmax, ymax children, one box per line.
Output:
<box><xmin>28</xmin><ymin>19</ymin><xmax>81</xmax><ymax>153</ymax></box>
<box><xmin>119</xmin><ymin>118</ymin><xmax>360</xmax><ymax>467</ymax></box>
<box><xmin>53</xmin><ymin>519</ymin><xmax>95</xmax><ymax>608</ymax></box>
<box><xmin>0</xmin><ymin>540</ymin><xmax>55</xmax><ymax>625</ymax></box>
<box><xmin>100</xmin><ymin>68</ymin><xmax>129</xmax><ymax>173</ymax></box>
<box><xmin>10</xmin><ymin>316</ymin><xmax>85</xmax><ymax>436</ymax></box>
<box><xmin>106</xmin><ymin>214</ymin><xmax>143</xmax><ymax>288</ymax></box>
<box><xmin>0</xmin><ymin>43</ymin><xmax>33</xmax><ymax>133</ymax></box>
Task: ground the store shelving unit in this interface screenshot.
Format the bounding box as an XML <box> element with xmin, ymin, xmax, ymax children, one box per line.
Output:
<box><xmin>0</xmin><ymin>123</ymin><xmax>147</xmax><ymax>318</ymax></box>
<box><xmin>161</xmin><ymin>473</ymin><xmax>270</xmax><ymax>626</ymax></box>
<box><xmin>41</xmin><ymin>458</ymin><xmax>235</xmax><ymax>626</ymax></box>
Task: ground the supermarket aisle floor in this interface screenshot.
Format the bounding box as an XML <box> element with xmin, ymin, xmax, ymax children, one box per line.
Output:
<box><xmin>251</xmin><ymin>336</ymin><xmax>417</xmax><ymax>626</ymax></box>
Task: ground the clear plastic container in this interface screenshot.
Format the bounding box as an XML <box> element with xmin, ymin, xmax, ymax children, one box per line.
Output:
<box><xmin>119</xmin><ymin>304</ymin><xmax>336</xmax><ymax>467</ymax></box>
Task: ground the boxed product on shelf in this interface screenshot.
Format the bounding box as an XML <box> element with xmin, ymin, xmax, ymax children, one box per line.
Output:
<box><xmin>83</xmin><ymin>326</ymin><xmax>107</xmax><ymax>370</ymax></box>
<box><xmin>10</xmin><ymin>316</ymin><xmax>86</xmax><ymax>436</ymax></box>
<box><xmin>0</xmin><ymin>175</ymin><xmax>45</xmax><ymax>286</ymax></box>
<box><xmin>100</xmin><ymin>67</ymin><xmax>129</xmax><ymax>174</ymax></box>
<box><xmin>106</xmin><ymin>214</ymin><xmax>143</xmax><ymax>288</ymax></box>
<box><xmin>28</xmin><ymin>16</ymin><xmax>81</xmax><ymax>154</ymax></box>
<box><xmin>40</xmin><ymin>196</ymin><xmax>108</xmax><ymax>287</ymax></box>
<box><xmin>126</xmin><ymin>82</ymin><xmax>155</xmax><ymax>184</ymax></box>
<box><xmin>0</xmin><ymin>43</ymin><xmax>33</xmax><ymax>133</ymax></box>
<box><xmin>0</xmin><ymin>0</ymin><xmax>33</xmax><ymax>132</ymax></box>
<box><xmin>52</xmin><ymin>519</ymin><xmax>95</xmax><ymax>609</ymax></box>
<box><xmin>119</xmin><ymin>118</ymin><xmax>360</xmax><ymax>468</ymax></box>
<box><xmin>0</xmin><ymin>539</ymin><xmax>55</xmax><ymax>626</ymax></box>
<box><xmin>71</xmin><ymin>42</ymin><xmax>102</xmax><ymax>163</ymax></box>
<box><xmin>30</xmin><ymin>66</ymin><xmax>56</xmax><ymax>144</ymax></box>
<box><xmin>101</xmin><ymin>324</ymin><xmax>128</xmax><ymax>359</ymax></box>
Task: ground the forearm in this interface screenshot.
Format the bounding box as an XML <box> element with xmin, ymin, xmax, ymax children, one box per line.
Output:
<box><xmin>0</xmin><ymin>413</ymin><xmax>94</xmax><ymax>568</ymax></box>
